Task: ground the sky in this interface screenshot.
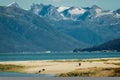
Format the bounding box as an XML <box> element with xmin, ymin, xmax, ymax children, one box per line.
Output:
<box><xmin>0</xmin><ymin>0</ymin><xmax>120</xmax><ymax>10</ymax></box>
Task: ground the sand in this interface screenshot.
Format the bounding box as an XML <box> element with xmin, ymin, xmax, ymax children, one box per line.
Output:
<box><xmin>0</xmin><ymin>58</ymin><xmax>120</xmax><ymax>75</ymax></box>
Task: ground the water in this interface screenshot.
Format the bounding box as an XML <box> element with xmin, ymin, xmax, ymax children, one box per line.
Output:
<box><xmin>0</xmin><ymin>52</ymin><xmax>120</xmax><ymax>61</ymax></box>
<box><xmin>0</xmin><ymin>52</ymin><xmax>120</xmax><ymax>77</ymax></box>
<box><xmin>0</xmin><ymin>72</ymin><xmax>54</xmax><ymax>77</ymax></box>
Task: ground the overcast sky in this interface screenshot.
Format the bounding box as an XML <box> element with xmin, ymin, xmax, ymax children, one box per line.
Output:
<box><xmin>0</xmin><ymin>0</ymin><xmax>120</xmax><ymax>10</ymax></box>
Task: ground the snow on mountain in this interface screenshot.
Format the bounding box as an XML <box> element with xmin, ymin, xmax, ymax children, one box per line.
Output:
<box><xmin>2</xmin><ymin>2</ymin><xmax>120</xmax><ymax>48</ymax></box>
<box><xmin>29</xmin><ymin>4</ymin><xmax>120</xmax><ymax>46</ymax></box>
<box><xmin>82</xmin><ymin>5</ymin><xmax>114</xmax><ymax>19</ymax></box>
<box><xmin>59</xmin><ymin>7</ymin><xmax>87</xmax><ymax>20</ymax></box>
<box><xmin>95</xmin><ymin>8</ymin><xmax>102</xmax><ymax>13</ymax></box>
<box><xmin>91</xmin><ymin>5</ymin><xmax>101</xmax><ymax>9</ymax></box>
<box><xmin>29</xmin><ymin>3</ymin><xmax>120</xmax><ymax>22</ymax></box>
<box><xmin>7</xmin><ymin>2</ymin><xmax>20</xmax><ymax>8</ymax></box>
<box><xmin>0</xmin><ymin>5</ymin><xmax>87</xmax><ymax>52</ymax></box>
<box><xmin>57</xmin><ymin>6</ymin><xmax>69</xmax><ymax>12</ymax></box>
<box><xmin>115</xmin><ymin>13</ymin><xmax>120</xmax><ymax>18</ymax></box>
<box><xmin>96</xmin><ymin>11</ymin><xmax>113</xmax><ymax>17</ymax></box>
<box><xmin>30</xmin><ymin>4</ymin><xmax>88</xmax><ymax>21</ymax></box>
<box><xmin>114</xmin><ymin>9</ymin><xmax>120</xmax><ymax>18</ymax></box>
<box><xmin>87</xmin><ymin>5</ymin><xmax>102</xmax><ymax>17</ymax></box>
<box><xmin>68</xmin><ymin>7</ymin><xmax>86</xmax><ymax>15</ymax></box>
<box><xmin>30</xmin><ymin>4</ymin><xmax>45</xmax><ymax>15</ymax></box>
<box><xmin>30</xmin><ymin>4</ymin><xmax>62</xmax><ymax>20</ymax></box>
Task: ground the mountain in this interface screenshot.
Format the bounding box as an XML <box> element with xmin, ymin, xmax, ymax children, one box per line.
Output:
<box><xmin>30</xmin><ymin>3</ymin><xmax>63</xmax><ymax>20</ymax></box>
<box><xmin>0</xmin><ymin>4</ymin><xmax>87</xmax><ymax>53</ymax></box>
<box><xmin>60</xmin><ymin>7</ymin><xmax>86</xmax><ymax>20</ymax></box>
<box><xmin>30</xmin><ymin>4</ymin><xmax>120</xmax><ymax>46</ymax></box>
<box><xmin>57</xmin><ymin>6</ymin><xmax>69</xmax><ymax>12</ymax></box>
<box><xmin>73</xmin><ymin>38</ymin><xmax>120</xmax><ymax>52</ymax></box>
<box><xmin>114</xmin><ymin>9</ymin><xmax>120</xmax><ymax>14</ymax></box>
<box><xmin>7</xmin><ymin>2</ymin><xmax>20</xmax><ymax>8</ymax></box>
<box><xmin>0</xmin><ymin>2</ymin><xmax>120</xmax><ymax>52</ymax></box>
<box><xmin>30</xmin><ymin>4</ymin><xmax>120</xmax><ymax>21</ymax></box>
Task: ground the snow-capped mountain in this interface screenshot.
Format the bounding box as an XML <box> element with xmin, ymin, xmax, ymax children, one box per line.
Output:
<box><xmin>114</xmin><ymin>9</ymin><xmax>120</xmax><ymax>18</ymax></box>
<box><xmin>30</xmin><ymin>4</ymin><xmax>120</xmax><ymax>21</ymax></box>
<box><xmin>29</xmin><ymin>4</ymin><xmax>120</xmax><ymax>44</ymax></box>
<box><xmin>7</xmin><ymin>2</ymin><xmax>20</xmax><ymax>8</ymax></box>
<box><xmin>2</xmin><ymin>2</ymin><xmax>120</xmax><ymax>49</ymax></box>
<box><xmin>57</xmin><ymin>6</ymin><xmax>69</xmax><ymax>12</ymax></box>
<box><xmin>60</xmin><ymin>7</ymin><xmax>87</xmax><ymax>20</ymax></box>
<box><xmin>30</xmin><ymin>4</ymin><xmax>89</xmax><ymax>20</ymax></box>
<box><xmin>0</xmin><ymin>3</ymin><xmax>87</xmax><ymax>52</ymax></box>
<box><xmin>30</xmin><ymin>3</ymin><xmax>63</xmax><ymax>20</ymax></box>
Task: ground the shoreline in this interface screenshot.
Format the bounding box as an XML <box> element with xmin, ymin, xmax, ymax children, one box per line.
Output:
<box><xmin>0</xmin><ymin>57</ymin><xmax>120</xmax><ymax>62</ymax></box>
<box><xmin>0</xmin><ymin>58</ymin><xmax>120</xmax><ymax>76</ymax></box>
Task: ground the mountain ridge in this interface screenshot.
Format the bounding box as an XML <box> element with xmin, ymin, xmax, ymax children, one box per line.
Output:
<box><xmin>29</xmin><ymin>3</ymin><xmax>120</xmax><ymax>46</ymax></box>
<box><xmin>73</xmin><ymin>38</ymin><xmax>120</xmax><ymax>52</ymax></box>
<box><xmin>0</xmin><ymin>5</ymin><xmax>87</xmax><ymax>53</ymax></box>
<box><xmin>0</xmin><ymin>2</ymin><xmax>119</xmax><ymax>52</ymax></box>
<box><xmin>7</xmin><ymin>2</ymin><xmax>20</xmax><ymax>8</ymax></box>
<box><xmin>30</xmin><ymin>3</ymin><xmax>120</xmax><ymax>21</ymax></box>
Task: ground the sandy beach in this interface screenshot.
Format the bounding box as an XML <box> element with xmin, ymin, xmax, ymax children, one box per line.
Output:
<box><xmin>0</xmin><ymin>58</ymin><xmax>120</xmax><ymax>76</ymax></box>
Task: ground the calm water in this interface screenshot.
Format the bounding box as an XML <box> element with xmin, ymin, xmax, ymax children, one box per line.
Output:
<box><xmin>0</xmin><ymin>52</ymin><xmax>120</xmax><ymax>61</ymax></box>
<box><xmin>0</xmin><ymin>72</ymin><xmax>54</xmax><ymax>77</ymax></box>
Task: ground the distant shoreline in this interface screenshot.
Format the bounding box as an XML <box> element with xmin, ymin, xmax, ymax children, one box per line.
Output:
<box><xmin>0</xmin><ymin>52</ymin><xmax>120</xmax><ymax>62</ymax></box>
<box><xmin>0</xmin><ymin>57</ymin><xmax>120</xmax><ymax>62</ymax></box>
